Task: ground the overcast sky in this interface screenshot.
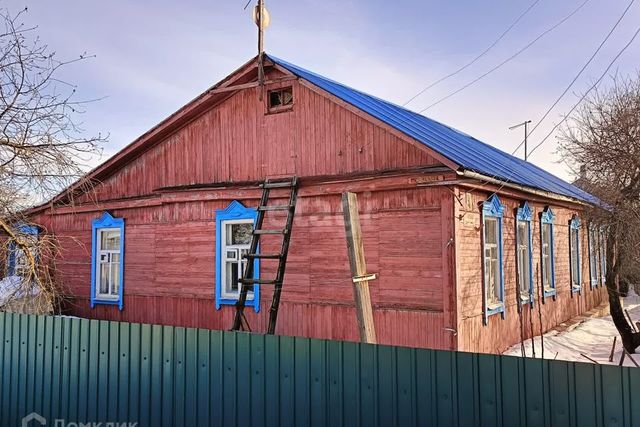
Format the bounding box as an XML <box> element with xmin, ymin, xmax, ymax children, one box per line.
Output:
<box><xmin>5</xmin><ymin>0</ymin><xmax>640</xmax><ymax>181</ymax></box>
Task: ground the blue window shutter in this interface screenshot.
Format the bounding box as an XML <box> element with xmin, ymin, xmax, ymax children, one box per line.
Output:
<box><xmin>482</xmin><ymin>194</ymin><xmax>505</xmax><ymax>324</ymax></box>
<box><xmin>91</xmin><ymin>212</ymin><xmax>125</xmax><ymax>310</ymax></box>
<box><xmin>215</xmin><ymin>201</ymin><xmax>260</xmax><ymax>313</ymax></box>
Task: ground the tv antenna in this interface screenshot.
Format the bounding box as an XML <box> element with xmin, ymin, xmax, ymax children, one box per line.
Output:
<box><xmin>509</xmin><ymin>120</ymin><xmax>531</xmax><ymax>161</ymax></box>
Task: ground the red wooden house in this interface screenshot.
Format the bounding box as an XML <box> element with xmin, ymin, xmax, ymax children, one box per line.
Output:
<box><xmin>23</xmin><ymin>55</ymin><xmax>606</xmax><ymax>353</ymax></box>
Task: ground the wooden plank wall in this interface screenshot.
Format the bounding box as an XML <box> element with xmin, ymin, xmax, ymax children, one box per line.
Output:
<box><xmin>454</xmin><ymin>188</ymin><xmax>607</xmax><ymax>354</ymax></box>
<box><xmin>28</xmin><ymin>69</ymin><xmax>460</xmax><ymax>350</ymax></box>
<box><xmin>38</xmin><ymin>183</ymin><xmax>455</xmax><ymax>350</ymax></box>
<box><xmin>77</xmin><ymin>76</ymin><xmax>440</xmax><ymax>204</ymax></box>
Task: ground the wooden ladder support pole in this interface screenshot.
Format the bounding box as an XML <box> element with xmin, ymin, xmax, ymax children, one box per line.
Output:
<box><xmin>342</xmin><ymin>192</ymin><xmax>377</xmax><ymax>344</ymax></box>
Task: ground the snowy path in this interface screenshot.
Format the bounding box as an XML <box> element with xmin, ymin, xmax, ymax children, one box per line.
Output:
<box><xmin>504</xmin><ymin>292</ymin><xmax>640</xmax><ymax>367</ymax></box>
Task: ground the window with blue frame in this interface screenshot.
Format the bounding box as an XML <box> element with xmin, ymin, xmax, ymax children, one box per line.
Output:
<box><xmin>569</xmin><ymin>216</ymin><xmax>581</xmax><ymax>293</ymax></box>
<box><xmin>91</xmin><ymin>212</ymin><xmax>125</xmax><ymax>310</ymax></box>
<box><xmin>540</xmin><ymin>207</ymin><xmax>556</xmax><ymax>296</ymax></box>
<box><xmin>516</xmin><ymin>202</ymin><xmax>534</xmax><ymax>304</ymax></box>
<box><xmin>215</xmin><ymin>201</ymin><xmax>260</xmax><ymax>312</ymax></box>
<box><xmin>588</xmin><ymin>224</ymin><xmax>604</xmax><ymax>288</ymax></box>
<box><xmin>599</xmin><ymin>227</ymin><xmax>607</xmax><ymax>285</ymax></box>
<box><xmin>7</xmin><ymin>224</ymin><xmax>39</xmax><ymax>278</ymax></box>
<box><xmin>482</xmin><ymin>195</ymin><xmax>505</xmax><ymax>321</ymax></box>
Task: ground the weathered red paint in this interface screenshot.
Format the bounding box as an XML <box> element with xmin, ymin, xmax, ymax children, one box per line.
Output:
<box><xmin>29</xmin><ymin>61</ymin><xmax>606</xmax><ymax>353</ymax></box>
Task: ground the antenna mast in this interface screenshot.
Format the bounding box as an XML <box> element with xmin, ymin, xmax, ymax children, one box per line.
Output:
<box><xmin>509</xmin><ymin>120</ymin><xmax>532</xmax><ymax>161</ymax></box>
<box><xmin>254</xmin><ymin>0</ymin><xmax>268</xmax><ymax>100</ymax></box>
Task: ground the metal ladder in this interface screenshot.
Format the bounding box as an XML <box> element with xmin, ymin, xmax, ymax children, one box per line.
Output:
<box><xmin>231</xmin><ymin>176</ymin><xmax>298</xmax><ymax>334</ymax></box>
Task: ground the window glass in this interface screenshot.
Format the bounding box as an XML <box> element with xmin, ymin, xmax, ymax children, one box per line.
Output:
<box><xmin>268</xmin><ymin>87</ymin><xmax>293</xmax><ymax>109</ymax></box>
<box><xmin>570</xmin><ymin>227</ymin><xmax>580</xmax><ymax>289</ymax></box>
<box><xmin>96</xmin><ymin>228</ymin><xmax>121</xmax><ymax>299</ymax></box>
<box><xmin>484</xmin><ymin>217</ymin><xmax>500</xmax><ymax>306</ymax></box>
<box><xmin>541</xmin><ymin>223</ymin><xmax>553</xmax><ymax>291</ymax></box>
<box><xmin>599</xmin><ymin>229</ymin><xmax>607</xmax><ymax>284</ymax></box>
<box><xmin>589</xmin><ymin>225</ymin><xmax>601</xmax><ymax>286</ymax></box>
<box><xmin>9</xmin><ymin>232</ymin><xmax>38</xmax><ymax>278</ymax></box>
<box><xmin>222</xmin><ymin>221</ymin><xmax>253</xmax><ymax>299</ymax></box>
<box><xmin>100</xmin><ymin>230</ymin><xmax>120</xmax><ymax>250</ymax></box>
<box><xmin>99</xmin><ymin>263</ymin><xmax>110</xmax><ymax>294</ymax></box>
<box><xmin>226</xmin><ymin>223</ymin><xmax>252</xmax><ymax>246</ymax></box>
<box><xmin>517</xmin><ymin>220</ymin><xmax>531</xmax><ymax>299</ymax></box>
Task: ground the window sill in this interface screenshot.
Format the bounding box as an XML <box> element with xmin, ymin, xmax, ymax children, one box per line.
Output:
<box><xmin>571</xmin><ymin>286</ymin><xmax>581</xmax><ymax>294</ymax></box>
<box><xmin>91</xmin><ymin>298</ymin><xmax>122</xmax><ymax>309</ymax></box>
<box><xmin>216</xmin><ymin>294</ymin><xmax>259</xmax><ymax>312</ymax></box>
<box><xmin>266</xmin><ymin>105</ymin><xmax>293</xmax><ymax>115</ymax></box>
<box><xmin>519</xmin><ymin>294</ymin><xmax>533</xmax><ymax>305</ymax></box>
<box><xmin>543</xmin><ymin>288</ymin><xmax>556</xmax><ymax>298</ymax></box>
<box><xmin>486</xmin><ymin>303</ymin><xmax>504</xmax><ymax>316</ymax></box>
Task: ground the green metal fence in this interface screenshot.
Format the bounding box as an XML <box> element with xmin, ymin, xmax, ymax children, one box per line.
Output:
<box><xmin>0</xmin><ymin>312</ymin><xmax>638</xmax><ymax>427</ymax></box>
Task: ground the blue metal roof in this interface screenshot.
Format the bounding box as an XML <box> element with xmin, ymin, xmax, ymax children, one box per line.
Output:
<box><xmin>268</xmin><ymin>55</ymin><xmax>596</xmax><ymax>204</ymax></box>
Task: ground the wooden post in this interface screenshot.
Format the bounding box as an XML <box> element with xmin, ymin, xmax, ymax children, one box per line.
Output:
<box><xmin>342</xmin><ymin>192</ymin><xmax>377</xmax><ymax>344</ymax></box>
<box><xmin>609</xmin><ymin>336</ymin><xmax>617</xmax><ymax>362</ymax></box>
<box><xmin>256</xmin><ymin>0</ymin><xmax>265</xmax><ymax>100</ymax></box>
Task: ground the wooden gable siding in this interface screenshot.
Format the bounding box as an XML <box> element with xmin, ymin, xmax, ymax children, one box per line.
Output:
<box><xmin>78</xmin><ymin>79</ymin><xmax>441</xmax><ymax>204</ymax></box>
<box><xmin>36</xmin><ymin>178</ymin><xmax>456</xmax><ymax>350</ymax></box>
<box><xmin>453</xmin><ymin>188</ymin><xmax>607</xmax><ymax>354</ymax></box>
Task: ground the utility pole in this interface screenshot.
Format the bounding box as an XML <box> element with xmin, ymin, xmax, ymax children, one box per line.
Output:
<box><xmin>509</xmin><ymin>120</ymin><xmax>532</xmax><ymax>161</ymax></box>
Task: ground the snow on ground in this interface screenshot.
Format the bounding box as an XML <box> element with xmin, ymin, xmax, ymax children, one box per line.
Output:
<box><xmin>504</xmin><ymin>291</ymin><xmax>640</xmax><ymax>367</ymax></box>
<box><xmin>0</xmin><ymin>276</ymin><xmax>27</xmax><ymax>305</ymax></box>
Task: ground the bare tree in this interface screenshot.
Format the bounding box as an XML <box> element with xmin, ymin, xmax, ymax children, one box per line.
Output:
<box><xmin>560</xmin><ymin>72</ymin><xmax>640</xmax><ymax>353</ymax></box>
<box><xmin>0</xmin><ymin>7</ymin><xmax>103</xmax><ymax>313</ymax></box>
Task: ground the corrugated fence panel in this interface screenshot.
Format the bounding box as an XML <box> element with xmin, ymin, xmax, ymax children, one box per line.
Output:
<box><xmin>0</xmin><ymin>312</ymin><xmax>638</xmax><ymax>427</ymax></box>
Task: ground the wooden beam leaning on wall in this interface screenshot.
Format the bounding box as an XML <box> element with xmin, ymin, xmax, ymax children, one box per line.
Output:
<box><xmin>342</xmin><ymin>192</ymin><xmax>377</xmax><ymax>344</ymax></box>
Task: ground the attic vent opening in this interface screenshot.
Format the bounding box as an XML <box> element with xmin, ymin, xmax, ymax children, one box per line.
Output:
<box><xmin>267</xmin><ymin>87</ymin><xmax>293</xmax><ymax>112</ymax></box>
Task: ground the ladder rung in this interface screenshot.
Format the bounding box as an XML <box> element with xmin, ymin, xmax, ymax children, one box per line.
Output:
<box><xmin>253</xmin><ymin>229</ymin><xmax>287</xmax><ymax>235</ymax></box>
<box><xmin>243</xmin><ymin>253</ymin><xmax>282</xmax><ymax>259</ymax></box>
<box><xmin>262</xmin><ymin>181</ymin><xmax>295</xmax><ymax>189</ymax></box>
<box><xmin>258</xmin><ymin>205</ymin><xmax>293</xmax><ymax>211</ymax></box>
<box><xmin>239</xmin><ymin>278</ymin><xmax>279</xmax><ymax>285</ymax></box>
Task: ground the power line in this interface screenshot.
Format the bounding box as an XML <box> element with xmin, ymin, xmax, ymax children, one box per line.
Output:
<box><xmin>527</xmin><ymin>25</ymin><xmax>640</xmax><ymax>158</ymax></box>
<box><xmin>486</xmin><ymin>25</ymin><xmax>640</xmax><ymax>202</ymax></box>
<box><xmin>402</xmin><ymin>0</ymin><xmax>542</xmax><ymax>107</ymax></box>
<box><xmin>511</xmin><ymin>0</ymin><xmax>636</xmax><ymax>156</ymax></box>
<box><xmin>417</xmin><ymin>0</ymin><xmax>591</xmax><ymax>113</ymax></box>
<box><xmin>467</xmin><ymin>23</ymin><xmax>640</xmax><ymax>204</ymax></box>
<box><xmin>460</xmin><ymin>8</ymin><xmax>638</xmax><ymax>204</ymax></box>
